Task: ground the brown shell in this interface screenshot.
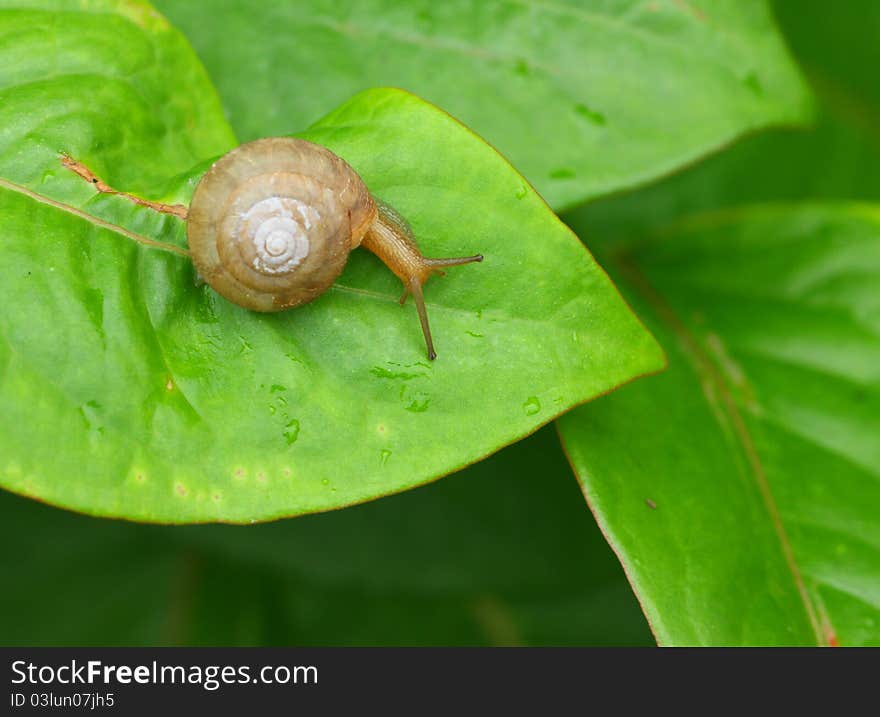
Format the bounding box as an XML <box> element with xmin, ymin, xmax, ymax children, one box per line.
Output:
<box><xmin>187</xmin><ymin>137</ymin><xmax>377</xmax><ymax>312</ymax></box>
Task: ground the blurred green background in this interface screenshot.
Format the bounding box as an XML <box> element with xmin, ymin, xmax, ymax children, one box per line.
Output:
<box><xmin>3</xmin><ymin>0</ymin><xmax>877</xmax><ymax>646</ymax></box>
<box><xmin>1</xmin><ymin>427</ymin><xmax>653</xmax><ymax>645</ymax></box>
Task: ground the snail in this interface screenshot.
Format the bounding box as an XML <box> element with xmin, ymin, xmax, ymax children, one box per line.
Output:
<box><xmin>62</xmin><ymin>137</ymin><xmax>482</xmax><ymax>359</ymax></box>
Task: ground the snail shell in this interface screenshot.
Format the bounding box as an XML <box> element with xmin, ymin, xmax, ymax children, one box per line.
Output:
<box><xmin>187</xmin><ymin>137</ymin><xmax>377</xmax><ymax>312</ymax></box>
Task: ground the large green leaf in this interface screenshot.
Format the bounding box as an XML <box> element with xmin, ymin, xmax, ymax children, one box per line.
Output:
<box><xmin>153</xmin><ymin>0</ymin><xmax>813</xmax><ymax>211</ymax></box>
<box><xmin>0</xmin><ymin>428</ymin><xmax>653</xmax><ymax>646</ymax></box>
<box><xmin>558</xmin><ymin>205</ymin><xmax>880</xmax><ymax>645</ymax></box>
<box><xmin>0</xmin><ymin>0</ymin><xmax>236</xmax><ymax>189</ymax></box>
<box><xmin>0</xmin><ymin>2</ymin><xmax>663</xmax><ymax>522</ymax></box>
<box><xmin>565</xmin><ymin>0</ymin><xmax>880</xmax><ymax>242</ymax></box>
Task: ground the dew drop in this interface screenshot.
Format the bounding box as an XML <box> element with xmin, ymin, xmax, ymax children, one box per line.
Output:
<box><xmin>380</xmin><ymin>449</ymin><xmax>392</xmax><ymax>466</ymax></box>
<box><xmin>406</xmin><ymin>398</ymin><xmax>430</xmax><ymax>413</ymax></box>
<box><xmin>321</xmin><ymin>478</ymin><xmax>330</xmax><ymax>486</ymax></box>
<box><xmin>284</xmin><ymin>418</ymin><xmax>300</xmax><ymax>445</ymax></box>
<box><xmin>370</xmin><ymin>366</ymin><xmax>426</xmax><ymax>381</ymax></box>
<box><xmin>573</xmin><ymin>103</ymin><xmax>607</xmax><ymax>125</ymax></box>
<box><xmin>523</xmin><ymin>397</ymin><xmax>541</xmax><ymax>416</ymax></box>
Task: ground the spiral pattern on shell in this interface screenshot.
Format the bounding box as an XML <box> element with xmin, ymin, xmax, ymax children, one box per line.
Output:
<box><xmin>187</xmin><ymin>137</ymin><xmax>377</xmax><ymax>312</ymax></box>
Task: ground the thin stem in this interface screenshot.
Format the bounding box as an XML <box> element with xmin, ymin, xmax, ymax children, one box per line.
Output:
<box><xmin>0</xmin><ymin>175</ymin><xmax>190</xmax><ymax>258</ymax></box>
<box><xmin>60</xmin><ymin>154</ymin><xmax>189</xmax><ymax>220</ymax></box>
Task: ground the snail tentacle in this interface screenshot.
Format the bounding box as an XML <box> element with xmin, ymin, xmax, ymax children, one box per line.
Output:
<box><xmin>408</xmin><ymin>276</ymin><xmax>436</xmax><ymax>361</ymax></box>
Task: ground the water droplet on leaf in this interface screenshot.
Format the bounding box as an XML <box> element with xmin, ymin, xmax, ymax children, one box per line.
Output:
<box><xmin>573</xmin><ymin>103</ymin><xmax>607</xmax><ymax>125</ymax></box>
<box><xmin>523</xmin><ymin>397</ymin><xmax>541</xmax><ymax>415</ymax></box>
<box><xmin>284</xmin><ymin>419</ymin><xmax>300</xmax><ymax>445</ymax></box>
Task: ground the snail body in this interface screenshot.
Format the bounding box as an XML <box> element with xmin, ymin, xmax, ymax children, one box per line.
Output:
<box><xmin>186</xmin><ymin>137</ymin><xmax>482</xmax><ymax>359</ymax></box>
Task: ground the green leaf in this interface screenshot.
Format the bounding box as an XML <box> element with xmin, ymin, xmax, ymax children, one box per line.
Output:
<box><xmin>558</xmin><ymin>205</ymin><xmax>880</xmax><ymax>646</ymax></box>
<box><xmin>0</xmin><ymin>4</ymin><xmax>663</xmax><ymax>522</ymax></box>
<box><xmin>0</xmin><ymin>0</ymin><xmax>236</xmax><ymax>190</ymax></box>
<box><xmin>566</xmin><ymin>0</ymin><xmax>880</xmax><ymax>241</ymax></box>
<box><xmin>0</xmin><ymin>428</ymin><xmax>653</xmax><ymax>646</ymax></box>
<box><xmin>153</xmin><ymin>0</ymin><xmax>813</xmax><ymax>211</ymax></box>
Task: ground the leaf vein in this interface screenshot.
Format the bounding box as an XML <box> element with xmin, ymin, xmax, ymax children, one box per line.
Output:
<box><xmin>619</xmin><ymin>252</ymin><xmax>826</xmax><ymax>645</ymax></box>
<box><xmin>0</xmin><ymin>176</ymin><xmax>190</xmax><ymax>257</ymax></box>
